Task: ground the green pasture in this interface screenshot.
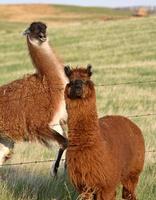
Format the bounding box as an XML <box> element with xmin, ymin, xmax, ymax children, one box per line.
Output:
<box><xmin>0</xmin><ymin>9</ymin><xmax>156</xmax><ymax>200</ymax></box>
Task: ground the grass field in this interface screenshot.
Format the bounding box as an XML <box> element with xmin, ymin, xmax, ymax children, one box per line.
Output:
<box><xmin>0</xmin><ymin>4</ymin><xmax>156</xmax><ymax>200</ymax></box>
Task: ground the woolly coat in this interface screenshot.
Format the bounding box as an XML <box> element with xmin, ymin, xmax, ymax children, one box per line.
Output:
<box><xmin>0</xmin><ymin>36</ymin><xmax>67</xmax><ymax>145</ymax></box>
<box><xmin>66</xmin><ymin>83</ymin><xmax>145</xmax><ymax>199</ymax></box>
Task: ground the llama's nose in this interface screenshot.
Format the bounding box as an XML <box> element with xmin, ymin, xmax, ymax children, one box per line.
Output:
<box><xmin>23</xmin><ymin>27</ymin><xmax>30</xmax><ymax>36</ymax></box>
<box><xmin>75</xmin><ymin>80</ymin><xmax>83</xmax><ymax>88</ymax></box>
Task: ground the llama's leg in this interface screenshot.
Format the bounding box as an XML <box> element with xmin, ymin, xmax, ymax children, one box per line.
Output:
<box><xmin>59</xmin><ymin>119</ymin><xmax>68</xmax><ymax>174</ymax></box>
<box><xmin>78</xmin><ymin>192</ymin><xmax>95</xmax><ymax>200</ymax></box>
<box><xmin>122</xmin><ymin>174</ymin><xmax>139</xmax><ymax>200</ymax></box>
<box><xmin>51</xmin><ymin>129</ymin><xmax>68</xmax><ymax>176</ymax></box>
<box><xmin>93</xmin><ymin>193</ymin><xmax>97</xmax><ymax>200</ymax></box>
<box><xmin>0</xmin><ymin>136</ymin><xmax>14</xmax><ymax>166</ymax></box>
<box><xmin>36</xmin><ymin>127</ymin><xmax>68</xmax><ymax>176</ymax></box>
<box><xmin>52</xmin><ymin>147</ymin><xmax>64</xmax><ymax>176</ymax></box>
<box><xmin>0</xmin><ymin>143</ymin><xmax>10</xmax><ymax>165</ymax></box>
<box><xmin>50</xmin><ymin>120</ymin><xmax>68</xmax><ymax>172</ymax></box>
<box><xmin>96</xmin><ymin>189</ymin><xmax>116</xmax><ymax>200</ymax></box>
<box><xmin>60</xmin><ymin>119</ymin><xmax>67</xmax><ymax>138</ymax></box>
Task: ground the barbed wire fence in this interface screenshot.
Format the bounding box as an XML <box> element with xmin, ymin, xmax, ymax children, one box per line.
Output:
<box><xmin>2</xmin><ymin>149</ymin><xmax>156</xmax><ymax>167</ymax></box>
<box><xmin>95</xmin><ymin>79</ymin><xmax>156</xmax><ymax>87</ymax></box>
<box><xmin>0</xmin><ymin>79</ymin><xmax>156</xmax><ymax>103</ymax></box>
<box><xmin>0</xmin><ymin>78</ymin><xmax>156</xmax><ymax>167</ymax></box>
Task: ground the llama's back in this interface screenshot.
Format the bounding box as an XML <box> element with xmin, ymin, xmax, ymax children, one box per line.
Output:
<box><xmin>99</xmin><ymin>115</ymin><xmax>145</xmax><ymax>180</ymax></box>
<box><xmin>0</xmin><ymin>74</ymin><xmax>64</xmax><ymax>141</ymax></box>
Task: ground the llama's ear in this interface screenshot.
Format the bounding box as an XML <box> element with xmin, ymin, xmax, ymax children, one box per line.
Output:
<box><xmin>64</xmin><ymin>65</ymin><xmax>72</xmax><ymax>78</ymax></box>
<box><xmin>44</xmin><ymin>23</ymin><xmax>47</xmax><ymax>30</ymax></box>
<box><xmin>87</xmin><ymin>64</ymin><xmax>92</xmax><ymax>77</ymax></box>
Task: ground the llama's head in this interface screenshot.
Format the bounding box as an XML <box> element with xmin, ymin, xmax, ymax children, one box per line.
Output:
<box><xmin>64</xmin><ymin>65</ymin><xmax>94</xmax><ymax>100</ymax></box>
<box><xmin>23</xmin><ymin>22</ymin><xmax>47</xmax><ymax>42</ymax></box>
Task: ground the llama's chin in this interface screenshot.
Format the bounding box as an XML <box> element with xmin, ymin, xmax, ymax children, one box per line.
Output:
<box><xmin>68</xmin><ymin>91</ymin><xmax>83</xmax><ymax>99</ymax></box>
<box><xmin>27</xmin><ymin>35</ymin><xmax>48</xmax><ymax>46</ymax></box>
<box><xmin>68</xmin><ymin>94</ymin><xmax>83</xmax><ymax>100</ymax></box>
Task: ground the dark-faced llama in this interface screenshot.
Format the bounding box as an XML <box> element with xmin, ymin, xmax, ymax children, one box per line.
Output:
<box><xmin>64</xmin><ymin>65</ymin><xmax>145</xmax><ymax>200</ymax></box>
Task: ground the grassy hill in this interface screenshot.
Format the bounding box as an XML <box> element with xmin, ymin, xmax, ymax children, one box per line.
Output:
<box><xmin>0</xmin><ymin>4</ymin><xmax>132</xmax><ymax>23</ymax></box>
<box><xmin>0</xmin><ymin>4</ymin><xmax>156</xmax><ymax>200</ymax></box>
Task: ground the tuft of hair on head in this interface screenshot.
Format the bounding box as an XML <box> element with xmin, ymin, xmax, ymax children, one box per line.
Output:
<box><xmin>64</xmin><ymin>64</ymin><xmax>93</xmax><ymax>78</ymax></box>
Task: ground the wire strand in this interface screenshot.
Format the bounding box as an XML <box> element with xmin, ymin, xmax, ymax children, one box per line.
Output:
<box><xmin>1</xmin><ymin>159</ymin><xmax>65</xmax><ymax>167</ymax></box>
<box><xmin>0</xmin><ymin>113</ymin><xmax>156</xmax><ymax>133</ymax></box>
<box><xmin>95</xmin><ymin>79</ymin><xmax>156</xmax><ymax>87</ymax></box>
<box><xmin>1</xmin><ymin>149</ymin><xmax>155</xmax><ymax>167</ymax></box>
<box><xmin>0</xmin><ymin>79</ymin><xmax>155</xmax><ymax>104</ymax></box>
<box><xmin>126</xmin><ymin>113</ymin><xmax>156</xmax><ymax>118</ymax></box>
<box><xmin>0</xmin><ymin>79</ymin><xmax>155</xmax><ymax>167</ymax></box>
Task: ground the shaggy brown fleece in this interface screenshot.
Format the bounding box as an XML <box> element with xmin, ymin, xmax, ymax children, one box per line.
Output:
<box><xmin>65</xmin><ymin>65</ymin><xmax>145</xmax><ymax>200</ymax></box>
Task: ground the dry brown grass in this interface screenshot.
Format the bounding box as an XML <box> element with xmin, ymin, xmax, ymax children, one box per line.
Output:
<box><xmin>0</xmin><ymin>4</ymin><xmax>132</xmax><ymax>26</ymax></box>
<box><xmin>0</xmin><ymin>4</ymin><xmax>56</xmax><ymax>22</ymax></box>
<box><xmin>0</xmin><ymin>4</ymin><xmax>93</xmax><ymax>26</ymax></box>
<box><xmin>0</xmin><ymin>4</ymin><xmax>80</xmax><ymax>27</ymax></box>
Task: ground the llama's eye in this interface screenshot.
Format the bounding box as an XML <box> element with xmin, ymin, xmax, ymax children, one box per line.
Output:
<box><xmin>68</xmin><ymin>82</ymin><xmax>72</xmax><ymax>87</ymax></box>
<box><xmin>69</xmin><ymin>81</ymin><xmax>74</xmax><ymax>86</ymax></box>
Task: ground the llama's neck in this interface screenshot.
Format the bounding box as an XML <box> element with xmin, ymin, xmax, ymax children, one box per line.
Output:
<box><xmin>27</xmin><ymin>37</ymin><xmax>67</xmax><ymax>86</ymax></box>
<box><xmin>66</xmin><ymin>95</ymin><xmax>100</xmax><ymax>147</ymax></box>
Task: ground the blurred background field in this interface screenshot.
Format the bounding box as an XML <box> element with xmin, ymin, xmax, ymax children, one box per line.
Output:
<box><xmin>0</xmin><ymin>4</ymin><xmax>156</xmax><ymax>200</ymax></box>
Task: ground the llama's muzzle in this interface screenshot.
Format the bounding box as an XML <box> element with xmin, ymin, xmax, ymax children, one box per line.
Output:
<box><xmin>69</xmin><ymin>80</ymin><xmax>84</xmax><ymax>99</ymax></box>
<box><xmin>23</xmin><ymin>28</ymin><xmax>30</xmax><ymax>36</ymax></box>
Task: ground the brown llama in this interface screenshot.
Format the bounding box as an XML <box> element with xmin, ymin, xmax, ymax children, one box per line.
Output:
<box><xmin>64</xmin><ymin>65</ymin><xmax>145</xmax><ymax>200</ymax></box>
<box><xmin>0</xmin><ymin>22</ymin><xmax>67</xmax><ymax>175</ymax></box>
